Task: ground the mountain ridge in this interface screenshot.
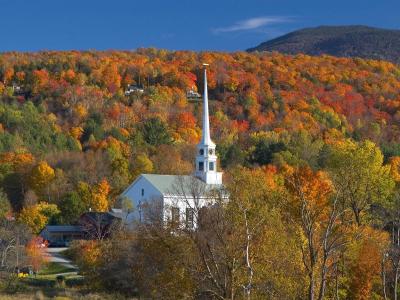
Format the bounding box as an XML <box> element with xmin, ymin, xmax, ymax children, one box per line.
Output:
<box><xmin>247</xmin><ymin>25</ymin><xmax>400</xmax><ymax>64</ymax></box>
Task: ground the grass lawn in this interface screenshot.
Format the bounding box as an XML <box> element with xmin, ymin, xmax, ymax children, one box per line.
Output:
<box><xmin>0</xmin><ymin>261</ymin><xmax>133</xmax><ymax>299</ymax></box>
<box><xmin>39</xmin><ymin>262</ymin><xmax>77</xmax><ymax>276</ymax></box>
<box><xmin>0</xmin><ymin>262</ymin><xmax>133</xmax><ymax>299</ymax></box>
<box><xmin>24</xmin><ymin>261</ymin><xmax>83</xmax><ymax>287</ymax></box>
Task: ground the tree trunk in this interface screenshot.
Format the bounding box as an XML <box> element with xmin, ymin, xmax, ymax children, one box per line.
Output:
<box><xmin>243</xmin><ymin>209</ymin><xmax>253</xmax><ymax>300</ymax></box>
<box><xmin>382</xmin><ymin>254</ymin><xmax>388</xmax><ymax>300</ymax></box>
<box><xmin>309</xmin><ymin>270</ymin><xmax>315</xmax><ymax>300</ymax></box>
<box><xmin>395</xmin><ymin>264</ymin><xmax>399</xmax><ymax>300</ymax></box>
<box><xmin>318</xmin><ymin>264</ymin><xmax>327</xmax><ymax>300</ymax></box>
<box><xmin>395</xmin><ymin>273</ymin><xmax>398</xmax><ymax>300</ymax></box>
<box><xmin>352</xmin><ymin>204</ymin><xmax>362</xmax><ymax>226</ymax></box>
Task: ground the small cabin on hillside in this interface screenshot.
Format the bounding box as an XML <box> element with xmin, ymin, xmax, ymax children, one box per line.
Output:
<box><xmin>187</xmin><ymin>89</ymin><xmax>201</xmax><ymax>99</ymax></box>
<box><xmin>40</xmin><ymin>210</ymin><xmax>127</xmax><ymax>246</ymax></box>
<box><xmin>39</xmin><ymin>225</ymin><xmax>84</xmax><ymax>247</ymax></box>
<box><xmin>125</xmin><ymin>84</ymin><xmax>144</xmax><ymax>96</ymax></box>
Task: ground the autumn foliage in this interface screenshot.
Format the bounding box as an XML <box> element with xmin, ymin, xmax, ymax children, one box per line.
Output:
<box><xmin>0</xmin><ymin>49</ymin><xmax>399</xmax><ymax>297</ymax></box>
<box><xmin>25</xmin><ymin>236</ymin><xmax>48</xmax><ymax>272</ymax></box>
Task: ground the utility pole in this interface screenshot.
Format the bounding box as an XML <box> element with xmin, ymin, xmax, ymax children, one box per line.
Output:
<box><xmin>16</xmin><ymin>230</ymin><xmax>20</xmax><ymax>272</ymax></box>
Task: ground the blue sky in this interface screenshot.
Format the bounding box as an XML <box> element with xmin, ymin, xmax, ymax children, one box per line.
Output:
<box><xmin>1</xmin><ymin>0</ymin><xmax>399</xmax><ymax>52</ymax></box>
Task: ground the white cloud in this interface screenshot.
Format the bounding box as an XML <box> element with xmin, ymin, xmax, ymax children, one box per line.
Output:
<box><xmin>213</xmin><ymin>16</ymin><xmax>292</xmax><ymax>34</ymax></box>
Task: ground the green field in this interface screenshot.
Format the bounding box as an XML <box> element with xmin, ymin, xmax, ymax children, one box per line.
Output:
<box><xmin>38</xmin><ymin>262</ymin><xmax>78</xmax><ymax>277</ymax></box>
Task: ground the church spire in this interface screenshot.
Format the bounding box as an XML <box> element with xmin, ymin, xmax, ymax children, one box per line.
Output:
<box><xmin>194</xmin><ymin>63</ymin><xmax>222</xmax><ymax>185</ymax></box>
<box><xmin>201</xmin><ymin>64</ymin><xmax>213</xmax><ymax>145</ymax></box>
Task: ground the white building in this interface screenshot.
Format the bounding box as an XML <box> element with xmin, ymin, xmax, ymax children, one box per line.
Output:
<box><xmin>187</xmin><ymin>88</ymin><xmax>201</xmax><ymax>99</ymax></box>
<box><xmin>125</xmin><ymin>84</ymin><xmax>144</xmax><ymax>96</ymax></box>
<box><xmin>120</xmin><ymin>64</ymin><xmax>223</xmax><ymax>227</ymax></box>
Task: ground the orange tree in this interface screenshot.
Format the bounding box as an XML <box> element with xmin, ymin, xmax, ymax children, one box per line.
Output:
<box><xmin>285</xmin><ymin>166</ymin><xmax>350</xmax><ymax>300</ymax></box>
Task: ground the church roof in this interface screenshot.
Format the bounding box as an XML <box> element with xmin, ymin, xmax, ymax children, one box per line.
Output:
<box><xmin>141</xmin><ymin>174</ymin><xmax>220</xmax><ymax>196</ymax></box>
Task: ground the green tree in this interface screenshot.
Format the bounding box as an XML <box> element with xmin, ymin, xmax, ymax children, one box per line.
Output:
<box><xmin>327</xmin><ymin>140</ymin><xmax>394</xmax><ymax>225</ymax></box>
<box><xmin>82</xmin><ymin>113</ymin><xmax>105</xmax><ymax>142</ymax></box>
<box><xmin>218</xmin><ymin>142</ymin><xmax>246</xmax><ymax>168</ymax></box>
<box><xmin>0</xmin><ymin>189</ymin><xmax>11</xmax><ymax>219</ymax></box>
<box><xmin>106</xmin><ymin>141</ymin><xmax>131</xmax><ymax>191</ymax></box>
<box><xmin>251</xmin><ymin>139</ymin><xmax>286</xmax><ymax>166</ymax></box>
<box><xmin>58</xmin><ymin>192</ymin><xmax>86</xmax><ymax>224</ymax></box>
<box><xmin>142</xmin><ymin>117</ymin><xmax>171</xmax><ymax>146</ymax></box>
<box><xmin>133</xmin><ymin>153</ymin><xmax>153</xmax><ymax>178</ymax></box>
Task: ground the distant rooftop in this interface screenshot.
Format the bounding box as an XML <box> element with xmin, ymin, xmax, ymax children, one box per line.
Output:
<box><xmin>42</xmin><ymin>225</ymin><xmax>83</xmax><ymax>232</ymax></box>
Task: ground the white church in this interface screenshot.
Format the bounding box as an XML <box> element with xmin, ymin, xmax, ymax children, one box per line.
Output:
<box><xmin>120</xmin><ymin>64</ymin><xmax>224</xmax><ymax>228</ymax></box>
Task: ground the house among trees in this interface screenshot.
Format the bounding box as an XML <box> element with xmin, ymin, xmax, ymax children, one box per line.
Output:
<box><xmin>12</xmin><ymin>84</ymin><xmax>23</xmax><ymax>96</ymax></box>
<box><xmin>40</xmin><ymin>210</ymin><xmax>126</xmax><ymax>245</ymax></box>
<box><xmin>120</xmin><ymin>64</ymin><xmax>224</xmax><ymax>227</ymax></box>
<box><xmin>124</xmin><ymin>84</ymin><xmax>144</xmax><ymax>96</ymax></box>
<box><xmin>39</xmin><ymin>225</ymin><xmax>84</xmax><ymax>246</ymax></box>
<box><xmin>186</xmin><ymin>87</ymin><xmax>201</xmax><ymax>100</ymax></box>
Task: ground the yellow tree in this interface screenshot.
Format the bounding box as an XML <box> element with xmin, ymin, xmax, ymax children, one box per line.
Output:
<box><xmin>18</xmin><ymin>202</ymin><xmax>60</xmax><ymax>234</ymax></box>
<box><xmin>91</xmin><ymin>179</ymin><xmax>111</xmax><ymax>212</ymax></box>
<box><xmin>167</xmin><ymin>167</ymin><xmax>304</xmax><ymax>299</ymax></box>
<box><xmin>29</xmin><ymin>161</ymin><xmax>55</xmax><ymax>200</ymax></box>
<box><xmin>70</xmin><ymin>126</ymin><xmax>84</xmax><ymax>140</ymax></box>
<box><xmin>102</xmin><ymin>63</ymin><xmax>121</xmax><ymax>94</ymax></box>
<box><xmin>77</xmin><ymin>179</ymin><xmax>111</xmax><ymax>212</ymax></box>
<box><xmin>132</xmin><ymin>153</ymin><xmax>153</xmax><ymax>178</ymax></box>
<box><xmin>286</xmin><ymin>167</ymin><xmax>349</xmax><ymax>300</ymax></box>
<box><xmin>73</xmin><ymin>103</ymin><xmax>88</xmax><ymax>120</ymax></box>
<box><xmin>226</xmin><ymin>167</ymin><xmax>304</xmax><ymax>299</ymax></box>
<box><xmin>63</xmin><ymin>240</ymin><xmax>103</xmax><ymax>289</ymax></box>
<box><xmin>390</xmin><ymin>156</ymin><xmax>400</xmax><ymax>182</ymax></box>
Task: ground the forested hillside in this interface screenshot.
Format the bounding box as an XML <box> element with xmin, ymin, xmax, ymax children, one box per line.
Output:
<box><xmin>248</xmin><ymin>25</ymin><xmax>400</xmax><ymax>64</ymax></box>
<box><xmin>1</xmin><ymin>49</ymin><xmax>400</xmax><ymax>298</ymax></box>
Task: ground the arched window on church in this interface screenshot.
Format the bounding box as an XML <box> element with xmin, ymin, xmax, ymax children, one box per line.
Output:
<box><xmin>199</xmin><ymin>149</ymin><xmax>204</xmax><ymax>155</ymax></box>
<box><xmin>209</xmin><ymin>162</ymin><xmax>214</xmax><ymax>171</ymax></box>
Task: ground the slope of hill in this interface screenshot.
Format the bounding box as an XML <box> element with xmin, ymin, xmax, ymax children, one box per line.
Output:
<box><xmin>248</xmin><ymin>25</ymin><xmax>400</xmax><ymax>64</ymax></box>
<box><xmin>0</xmin><ymin>50</ymin><xmax>399</xmax><ymax>213</ymax></box>
<box><xmin>2</xmin><ymin>49</ymin><xmax>400</xmax><ymax>298</ymax></box>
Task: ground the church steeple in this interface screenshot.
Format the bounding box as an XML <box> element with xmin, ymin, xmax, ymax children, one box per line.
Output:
<box><xmin>201</xmin><ymin>64</ymin><xmax>213</xmax><ymax>146</ymax></box>
<box><xmin>195</xmin><ymin>64</ymin><xmax>223</xmax><ymax>185</ymax></box>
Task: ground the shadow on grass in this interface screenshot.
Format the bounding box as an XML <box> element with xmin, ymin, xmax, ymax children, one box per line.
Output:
<box><xmin>23</xmin><ymin>277</ymin><xmax>85</xmax><ymax>288</ymax></box>
<box><xmin>11</xmin><ymin>277</ymin><xmax>86</xmax><ymax>298</ymax></box>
